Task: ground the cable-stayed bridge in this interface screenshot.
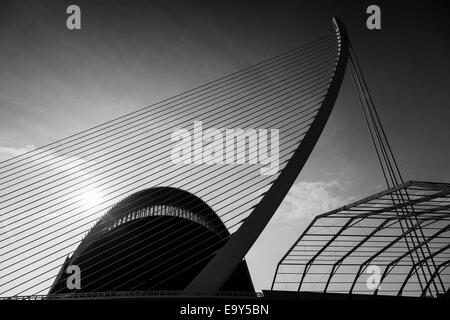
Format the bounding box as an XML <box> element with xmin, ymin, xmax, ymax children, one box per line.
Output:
<box><xmin>0</xmin><ymin>17</ymin><xmax>448</xmax><ymax>300</ymax></box>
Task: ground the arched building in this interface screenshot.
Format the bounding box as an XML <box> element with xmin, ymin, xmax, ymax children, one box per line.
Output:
<box><xmin>49</xmin><ymin>187</ymin><xmax>254</xmax><ymax>294</ymax></box>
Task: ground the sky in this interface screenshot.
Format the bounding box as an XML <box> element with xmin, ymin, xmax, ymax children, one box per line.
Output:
<box><xmin>0</xmin><ymin>0</ymin><xmax>449</xmax><ymax>293</ymax></box>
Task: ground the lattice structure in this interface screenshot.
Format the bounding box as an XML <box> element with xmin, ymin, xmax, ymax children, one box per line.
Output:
<box><xmin>272</xmin><ymin>181</ymin><xmax>450</xmax><ymax>298</ymax></box>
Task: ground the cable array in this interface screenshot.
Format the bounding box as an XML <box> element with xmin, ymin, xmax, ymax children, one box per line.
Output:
<box><xmin>348</xmin><ymin>42</ymin><xmax>443</xmax><ymax>295</ymax></box>
<box><xmin>0</xmin><ymin>34</ymin><xmax>339</xmax><ymax>296</ymax></box>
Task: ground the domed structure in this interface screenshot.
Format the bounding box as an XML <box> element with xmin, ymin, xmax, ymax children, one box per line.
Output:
<box><xmin>49</xmin><ymin>187</ymin><xmax>254</xmax><ymax>294</ymax></box>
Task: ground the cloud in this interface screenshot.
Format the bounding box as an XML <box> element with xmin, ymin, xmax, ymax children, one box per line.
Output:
<box><xmin>0</xmin><ymin>145</ymin><xmax>35</xmax><ymax>162</ymax></box>
<box><xmin>273</xmin><ymin>180</ymin><xmax>354</xmax><ymax>224</ymax></box>
<box><xmin>0</xmin><ymin>144</ymin><xmax>102</xmax><ymax>220</ymax></box>
<box><xmin>0</xmin><ymin>144</ymin><xmax>93</xmax><ymax>177</ymax></box>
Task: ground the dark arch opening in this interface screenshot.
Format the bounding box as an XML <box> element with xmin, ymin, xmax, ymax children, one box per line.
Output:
<box><xmin>48</xmin><ymin>187</ymin><xmax>254</xmax><ymax>295</ymax></box>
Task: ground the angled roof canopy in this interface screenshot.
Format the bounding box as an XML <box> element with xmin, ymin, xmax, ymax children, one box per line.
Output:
<box><xmin>271</xmin><ymin>181</ymin><xmax>450</xmax><ymax>298</ymax></box>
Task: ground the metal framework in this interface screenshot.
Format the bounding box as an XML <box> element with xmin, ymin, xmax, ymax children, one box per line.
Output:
<box><xmin>271</xmin><ymin>181</ymin><xmax>450</xmax><ymax>298</ymax></box>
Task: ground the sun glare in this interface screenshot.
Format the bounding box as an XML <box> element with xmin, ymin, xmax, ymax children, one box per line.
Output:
<box><xmin>80</xmin><ymin>188</ymin><xmax>103</xmax><ymax>208</ymax></box>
